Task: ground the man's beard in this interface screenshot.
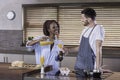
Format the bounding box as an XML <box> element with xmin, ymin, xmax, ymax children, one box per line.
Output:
<box><xmin>83</xmin><ymin>20</ymin><xmax>89</xmax><ymax>26</ymax></box>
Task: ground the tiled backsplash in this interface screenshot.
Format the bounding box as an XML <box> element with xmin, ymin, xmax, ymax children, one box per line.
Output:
<box><xmin>0</xmin><ymin>30</ymin><xmax>23</xmax><ymax>50</ymax></box>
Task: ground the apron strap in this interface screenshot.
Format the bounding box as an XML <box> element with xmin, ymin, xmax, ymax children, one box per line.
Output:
<box><xmin>88</xmin><ymin>24</ymin><xmax>97</xmax><ymax>38</ymax></box>
<box><xmin>82</xmin><ymin>24</ymin><xmax>97</xmax><ymax>38</ymax></box>
<box><xmin>82</xmin><ymin>27</ymin><xmax>90</xmax><ymax>36</ymax></box>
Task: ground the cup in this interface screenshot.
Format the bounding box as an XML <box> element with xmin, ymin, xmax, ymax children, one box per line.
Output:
<box><xmin>40</xmin><ymin>56</ymin><xmax>45</xmax><ymax>66</ymax></box>
<box><xmin>58</xmin><ymin>40</ymin><xmax>64</xmax><ymax>50</ymax></box>
<box><xmin>93</xmin><ymin>72</ymin><xmax>101</xmax><ymax>78</ymax></box>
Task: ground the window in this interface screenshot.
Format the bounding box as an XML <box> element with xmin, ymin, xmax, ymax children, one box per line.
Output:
<box><xmin>58</xmin><ymin>6</ymin><xmax>83</xmax><ymax>45</ymax></box>
<box><xmin>24</xmin><ymin>5</ymin><xmax>120</xmax><ymax>47</ymax></box>
<box><xmin>94</xmin><ymin>7</ymin><xmax>120</xmax><ymax>47</ymax></box>
<box><xmin>24</xmin><ymin>6</ymin><xmax>57</xmax><ymax>41</ymax></box>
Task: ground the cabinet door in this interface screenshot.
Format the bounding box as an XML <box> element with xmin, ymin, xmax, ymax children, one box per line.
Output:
<box><xmin>0</xmin><ymin>54</ymin><xmax>5</xmax><ymax>62</ymax></box>
<box><xmin>6</xmin><ymin>54</ymin><xmax>23</xmax><ymax>63</ymax></box>
<box><xmin>24</xmin><ymin>55</ymin><xmax>36</xmax><ymax>64</ymax></box>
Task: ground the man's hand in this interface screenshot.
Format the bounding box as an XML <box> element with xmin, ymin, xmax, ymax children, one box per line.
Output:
<box><xmin>63</xmin><ymin>47</ymin><xmax>69</xmax><ymax>56</ymax></box>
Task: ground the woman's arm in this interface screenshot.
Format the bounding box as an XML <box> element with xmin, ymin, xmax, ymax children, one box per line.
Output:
<box><xmin>27</xmin><ymin>36</ymin><xmax>49</xmax><ymax>46</ymax></box>
<box><xmin>27</xmin><ymin>39</ymin><xmax>40</xmax><ymax>46</ymax></box>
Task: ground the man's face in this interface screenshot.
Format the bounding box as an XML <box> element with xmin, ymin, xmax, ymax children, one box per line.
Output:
<box><xmin>48</xmin><ymin>22</ymin><xmax>59</xmax><ymax>35</ymax></box>
<box><xmin>81</xmin><ymin>14</ymin><xmax>89</xmax><ymax>26</ymax></box>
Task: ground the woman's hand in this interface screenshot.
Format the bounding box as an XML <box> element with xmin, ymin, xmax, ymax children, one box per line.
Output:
<box><xmin>40</xmin><ymin>36</ymin><xmax>49</xmax><ymax>41</ymax></box>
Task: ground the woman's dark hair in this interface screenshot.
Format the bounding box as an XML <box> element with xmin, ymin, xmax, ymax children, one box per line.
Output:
<box><xmin>81</xmin><ymin>8</ymin><xmax>96</xmax><ymax>20</ymax></box>
<box><xmin>43</xmin><ymin>20</ymin><xmax>60</xmax><ymax>36</ymax></box>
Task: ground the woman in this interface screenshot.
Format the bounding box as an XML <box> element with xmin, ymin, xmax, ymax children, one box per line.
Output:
<box><xmin>26</xmin><ymin>20</ymin><xmax>64</xmax><ymax>75</ymax></box>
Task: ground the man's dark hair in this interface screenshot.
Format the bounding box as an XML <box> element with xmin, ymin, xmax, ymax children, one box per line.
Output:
<box><xmin>81</xmin><ymin>8</ymin><xmax>96</xmax><ymax>20</ymax></box>
<box><xmin>43</xmin><ymin>20</ymin><xmax>60</xmax><ymax>36</ymax></box>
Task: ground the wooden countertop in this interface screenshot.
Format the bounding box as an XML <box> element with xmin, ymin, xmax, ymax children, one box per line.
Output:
<box><xmin>0</xmin><ymin>63</ymin><xmax>52</xmax><ymax>80</ymax></box>
<box><xmin>105</xmin><ymin>72</ymin><xmax>120</xmax><ymax>80</ymax></box>
<box><xmin>0</xmin><ymin>63</ymin><xmax>38</xmax><ymax>80</ymax></box>
<box><xmin>24</xmin><ymin>72</ymin><xmax>120</xmax><ymax>80</ymax></box>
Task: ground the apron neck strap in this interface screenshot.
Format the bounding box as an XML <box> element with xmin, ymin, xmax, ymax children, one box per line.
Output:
<box><xmin>83</xmin><ymin>24</ymin><xmax>97</xmax><ymax>38</ymax></box>
<box><xmin>88</xmin><ymin>24</ymin><xmax>97</xmax><ymax>37</ymax></box>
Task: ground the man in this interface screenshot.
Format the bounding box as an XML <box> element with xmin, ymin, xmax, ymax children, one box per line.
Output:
<box><xmin>67</xmin><ymin>8</ymin><xmax>105</xmax><ymax>77</ymax></box>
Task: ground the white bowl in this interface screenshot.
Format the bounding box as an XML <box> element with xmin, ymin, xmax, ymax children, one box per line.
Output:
<box><xmin>59</xmin><ymin>67</ymin><xmax>70</xmax><ymax>76</ymax></box>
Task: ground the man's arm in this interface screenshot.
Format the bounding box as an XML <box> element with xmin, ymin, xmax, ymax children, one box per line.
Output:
<box><xmin>96</xmin><ymin>40</ymin><xmax>102</xmax><ymax>71</ymax></box>
<box><xmin>67</xmin><ymin>46</ymin><xmax>79</xmax><ymax>54</ymax></box>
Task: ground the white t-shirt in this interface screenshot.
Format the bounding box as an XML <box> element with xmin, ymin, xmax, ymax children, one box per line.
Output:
<box><xmin>79</xmin><ymin>24</ymin><xmax>105</xmax><ymax>56</ymax></box>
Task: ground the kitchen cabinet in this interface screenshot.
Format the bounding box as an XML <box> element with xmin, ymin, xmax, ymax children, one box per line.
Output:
<box><xmin>23</xmin><ymin>54</ymin><xmax>36</xmax><ymax>64</ymax></box>
<box><xmin>0</xmin><ymin>53</ymin><xmax>6</xmax><ymax>62</ymax></box>
<box><xmin>0</xmin><ymin>53</ymin><xmax>36</xmax><ymax>64</ymax></box>
<box><xmin>6</xmin><ymin>54</ymin><xmax>23</xmax><ymax>63</ymax></box>
<box><xmin>0</xmin><ymin>53</ymin><xmax>23</xmax><ymax>63</ymax></box>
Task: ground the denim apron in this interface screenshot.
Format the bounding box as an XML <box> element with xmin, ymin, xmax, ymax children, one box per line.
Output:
<box><xmin>74</xmin><ymin>25</ymin><xmax>96</xmax><ymax>77</ymax></box>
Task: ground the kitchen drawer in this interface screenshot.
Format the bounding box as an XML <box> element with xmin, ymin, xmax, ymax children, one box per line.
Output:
<box><xmin>6</xmin><ymin>54</ymin><xmax>23</xmax><ymax>63</ymax></box>
<box><xmin>0</xmin><ymin>54</ymin><xmax>6</xmax><ymax>62</ymax></box>
<box><xmin>24</xmin><ymin>55</ymin><xmax>36</xmax><ymax>64</ymax></box>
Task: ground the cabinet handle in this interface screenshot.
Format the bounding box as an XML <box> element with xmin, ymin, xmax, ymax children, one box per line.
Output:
<box><xmin>6</xmin><ymin>57</ymin><xmax>8</xmax><ymax>63</ymax></box>
<box><xmin>4</xmin><ymin>57</ymin><xmax>5</xmax><ymax>63</ymax></box>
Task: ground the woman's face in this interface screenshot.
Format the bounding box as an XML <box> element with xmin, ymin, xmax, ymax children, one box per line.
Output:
<box><xmin>48</xmin><ymin>22</ymin><xmax>59</xmax><ymax>35</ymax></box>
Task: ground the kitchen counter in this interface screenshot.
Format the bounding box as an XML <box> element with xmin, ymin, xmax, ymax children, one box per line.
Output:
<box><xmin>0</xmin><ymin>49</ymin><xmax>34</xmax><ymax>55</ymax></box>
<box><xmin>0</xmin><ymin>63</ymin><xmax>119</xmax><ymax>80</ymax></box>
<box><xmin>24</xmin><ymin>76</ymin><xmax>77</xmax><ymax>80</ymax></box>
<box><xmin>24</xmin><ymin>71</ymin><xmax>120</xmax><ymax>80</ymax></box>
<box><xmin>1</xmin><ymin>46</ymin><xmax>120</xmax><ymax>58</ymax></box>
<box><xmin>0</xmin><ymin>63</ymin><xmax>52</xmax><ymax>80</ymax></box>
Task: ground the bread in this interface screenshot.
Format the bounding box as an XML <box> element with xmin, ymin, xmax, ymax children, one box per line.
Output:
<box><xmin>11</xmin><ymin>61</ymin><xmax>24</xmax><ymax>67</ymax></box>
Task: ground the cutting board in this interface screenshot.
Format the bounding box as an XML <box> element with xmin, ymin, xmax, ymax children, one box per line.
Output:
<box><xmin>8</xmin><ymin>64</ymin><xmax>39</xmax><ymax>70</ymax></box>
<box><xmin>9</xmin><ymin>66</ymin><xmax>27</xmax><ymax>69</ymax></box>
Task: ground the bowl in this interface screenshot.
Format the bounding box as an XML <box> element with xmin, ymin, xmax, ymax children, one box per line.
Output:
<box><xmin>59</xmin><ymin>67</ymin><xmax>70</xmax><ymax>76</ymax></box>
